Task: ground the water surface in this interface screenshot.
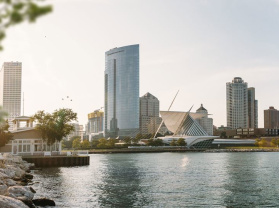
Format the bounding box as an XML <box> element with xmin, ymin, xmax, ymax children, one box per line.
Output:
<box><xmin>32</xmin><ymin>152</ymin><xmax>279</xmax><ymax>207</ymax></box>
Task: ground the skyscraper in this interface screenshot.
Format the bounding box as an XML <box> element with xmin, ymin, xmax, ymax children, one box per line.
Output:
<box><xmin>196</xmin><ymin>104</ymin><xmax>213</xmax><ymax>136</ymax></box>
<box><xmin>140</xmin><ymin>92</ymin><xmax>161</xmax><ymax>135</ymax></box>
<box><xmin>0</xmin><ymin>62</ymin><xmax>22</xmax><ymax>129</ymax></box>
<box><xmin>226</xmin><ymin>77</ymin><xmax>258</xmax><ymax>129</ymax></box>
<box><xmin>248</xmin><ymin>87</ymin><xmax>258</xmax><ymax>128</ymax></box>
<box><xmin>226</xmin><ymin>77</ymin><xmax>248</xmax><ymax>129</ymax></box>
<box><xmin>104</xmin><ymin>45</ymin><xmax>139</xmax><ymax>137</ymax></box>
<box><xmin>264</xmin><ymin>106</ymin><xmax>279</xmax><ymax>129</ymax></box>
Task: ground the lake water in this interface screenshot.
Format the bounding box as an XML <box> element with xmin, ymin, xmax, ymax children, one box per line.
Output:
<box><xmin>32</xmin><ymin>152</ymin><xmax>279</xmax><ymax>207</ymax></box>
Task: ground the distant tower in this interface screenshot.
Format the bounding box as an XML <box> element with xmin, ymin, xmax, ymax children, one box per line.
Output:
<box><xmin>226</xmin><ymin>77</ymin><xmax>248</xmax><ymax>129</ymax></box>
<box><xmin>104</xmin><ymin>45</ymin><xmax>139</xmax><ymax>137</ymax></box>
<box><xmin>140</xmin><ymin>92</ymin><xmax>161</xmax><ymax>135</ymax></box>
<box><xmin>264</xmin><ymin>106</ymin><xmax>279</xmax><ymax>129</ymax></box>
<box><xmin>248</xmin><ymin>87</ymin><xmax>258</xmax><ymax>128</ymax></box>
<box><xmin>196</xmin><ymin>104</ymin><xmax>213</xmax><ymax>136</ymax></box>
<box><xmin>0</xmin><ymin>62</ymin><xmax>22</xmax><ymax>129</ymax></box>
<box><xmin>226</xmin><ymin>77</ymin><xmax>257</xmax><ymax>129</ymax></box>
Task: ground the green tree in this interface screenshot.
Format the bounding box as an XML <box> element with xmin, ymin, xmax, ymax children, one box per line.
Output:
<box><xmin>107</xmin><ymin>138</ymin><xmax>117</xmax><ymax>148</ymax></box>
<box><xmin>62</xmin><ymin>136</ymin><xmax>80</xmax><ymax>149</ymax></box>
<box><xmin>259</xmin><ymin>138</ymin><xmax>267</xmax><ymax>147</ymax></box>
<box><xmin>33</xmin><ymin>108</ymin><xmax>78</xmax><ymax>145</ymax></box>
<box><xmin>81</xmin><ymin>139</ymin><xmax>90</xmax><ymax>149</ymax></box>
<box><xmin>72</xmin><ymin>137</ymin><xmax>81</xmax><ymax>149</ymax></box>
<box><xmin>255</xmin><ymin>138</ymin><xmax>260</xmax><ymax>147</ymax></box>
<box><xmin>91</xmin><ymin>139</ymin><xmax>99</xmax><ymax>148</ymax></box>
<box><xmin>0</xmin><ymin>0</ymin><xmax>52</xmax><ymax>50</ymax></box>
<box><xmin>170</xmin><ymin>139</ymin><xmax>177</xmax><ymax>146</ymax></box>
<box><xmin>271</xmin><ymin>138</ymin><xmax>277</xmax><ymax>147</ymax></box>
<box><xmin>0</xmin><ymin>120</ymin><xmax>13</xmax><ymax>147</ymax></box>
<box><xmin>97</xmin><ymin>138</ymin><xmax>108</xmax><ymax>149</ymax></box>
<box><xmin>177</xmin><ymin>138</ymin><xmax>186</xmax><ymax>146</ymax></box>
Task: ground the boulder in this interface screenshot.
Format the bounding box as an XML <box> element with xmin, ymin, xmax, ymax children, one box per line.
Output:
<box><xmin>24</xmin><ymin>173</ymin><xmax>34</xmax><ymax>180</ymax></box>
<box><xmin>5</xmin><ymin>186</ymin><xmax>35</xmax><ymax>201</ymax></box>
<box><xmin>32</xmin><ymin>198</ymin><xmax>56</xmax><ymax>206</ymax></box>
<box><xmin>0</xmin><ymin>184</ymin><xmax>8</xmax><ymax>195</ymax></box>
<box><xmin>0</xmin><ymin>195</ymin><xmax>29</xmax><ymax>208</ymax></box>
<box><xmin>0</xmin><ymin>172</ymin><xmax>9</xmax><ymax>179</ymax></box>
<box><xmin>4</xmin><ymin>179</ymin><xmax>17</xmax><ymax>187</ymax></box>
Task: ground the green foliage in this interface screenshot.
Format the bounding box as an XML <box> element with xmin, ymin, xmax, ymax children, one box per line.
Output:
<box><xmin>0</xmin><ymin>0</ymin><xmax>52</xmax><ymax>50</ymax></box>
<box><xmin>33</xmin><ymin>108</ymin><xmax>77</xmax><ymax>145</ymax></box>
<box><xmin>0</xmin><ymin>120</ymin><xmax>13</xmax><ymax>147</ymax></box>
<box><xmin>170</xmin><ymin>139</ymin><xmax>177</xmax><ymax>146</ymax></box>
<box><xmin>123</xmin><ymin>137</ymin><xmax>131</xmax><ymax>144</ymax></box>
<box><xmin>62</xmin><ymin>136</ymin><xmax>80</xmax><ymax>149</ymax></box>
<box><xmin>97</xmin><ymin>138</ymin><xmax>107</xmax><ymax>149</ymax></box>
<box><xmin>177</xmin><ymin>138</ymin><xmax>186</xmax><ymax>146</ymax></box>
<box><xmin>271</xmin><ymin>138</ymin><xmax>277</xmax><ymax>147</ymax></box>
<box><xmin>81</xmin><ymin>139</ymin><xmax>90</xmax><ymax>149</ymax></box>
<box><xmin>72</xmin><ymin>137</ymin><xmax>81</xmax><ymax>149</ymax></box>
<box><xmin>147</xmin><ymin>138</ymin><xmax>164</xmax><ymax>146</ymax></box>
<box><xmin>255</xmin><ymin>138</ymin><xmax>260</xmax><ymax>147</ymax></box>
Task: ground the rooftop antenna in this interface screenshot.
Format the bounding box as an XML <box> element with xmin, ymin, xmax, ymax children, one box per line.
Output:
<box><xmin>153</xmin><ymin>90</ymin><xmax>179</xmax><ymax>138</ymax></box>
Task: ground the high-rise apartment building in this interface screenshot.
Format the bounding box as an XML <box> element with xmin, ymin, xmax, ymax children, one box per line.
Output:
<box><xmin>248</xmin><ymin>87</ymin><xmax>258</xmax><ymax>128</ymax></box>
<box><xmin>104</xmin><ymin>45</ymin><xmax>139</xmax><ymax>137</ymax></box>
<box><xmin>264</xmin><ymin>106</ymin><xmax>279</xmax><ymax>129</ymax></box>
<box><xmin>140</xmin><ymin>92</ymin><xmax>162</xmax><ymax>135</ymax></box>
<box><xmin>87</xmin><ymin>109</ymin><xmax>104</xmax><ymax>134</ymax></box>
<box><xmin>0</xmin><ymin>62</ymin><xmax>22</xmax><ymax>129</ymax></box>
<box><xmin>226</xmin><ymin>77</ymin><xmax>258</xmax><ymax>129</ymax></box>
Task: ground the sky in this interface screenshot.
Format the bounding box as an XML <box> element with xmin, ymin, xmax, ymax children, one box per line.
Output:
<box><xmin>1</xmin><ymin>0</ymin><xmax>279</xmax><ymax>128</ymax></box>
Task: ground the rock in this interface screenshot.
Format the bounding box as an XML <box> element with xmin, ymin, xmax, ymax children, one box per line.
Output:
<box><xmin>32</xmin><ymin>198</ymin><xmax>56</xmax><ymax>206</ymax></box>
<box><xmin>29</xmin><ymin>187</ymin><xmax>36</xmax><ymax>193</ymax></box>
<box><xmin>5</xmin><ymin>186</ymin><xmax>35</xmax><ymax>201</ymax></box>
<box><xmin>21</xmin><ymin>199</ymin><xmax>36</xmax><ymax>208</ymax></box>
<box><xmin>0</xmin><ymin>172</ymin><xmax>9</xmax><ymax>179</ymax></box>
<box><xmin>0</xmin><ymin>195</ymin><xmax>29</xmax><ymax>208</ymax></box>
<box><xmin>4</xmin><ymin>179</ymin><xmax>17</xmax><ymax>187</ymax></box>
<box><xmin>24</xmin><ymin>173</ymin><xmax>34</xmax><ymax>180</ymax></box>
<box><xmin>0</xmin><ymin>184</ymin><xmax>8</xmax><ymax>195</ymax></box>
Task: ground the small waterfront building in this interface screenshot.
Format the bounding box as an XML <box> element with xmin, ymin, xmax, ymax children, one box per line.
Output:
<box><xmin>0</xmin><ymin>116</ymin><xmax>61</xmax><ymax>155</ymax></box>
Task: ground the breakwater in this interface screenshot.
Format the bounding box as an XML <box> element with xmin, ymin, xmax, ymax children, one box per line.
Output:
<box><xmin>0</xmin><ymin>153</ymin><xmax>55</xmax><ymax>207</ymax></box>
<box><xmin>23</xmin><ymin>156</ymin><xmax>90</xmax><ymax>167</ymax></box>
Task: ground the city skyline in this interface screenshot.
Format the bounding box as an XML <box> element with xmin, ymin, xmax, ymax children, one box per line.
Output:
<box><xmin>0</xmin><ymin>0</ymin><xmax>278</xmax><ymax>128</ymax></box>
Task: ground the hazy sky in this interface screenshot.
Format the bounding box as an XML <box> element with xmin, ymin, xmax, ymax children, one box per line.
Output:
<box><xmin>1</xmin><ymin>0</ymin><xmax>279</xmax><ymax>128</ymax></box>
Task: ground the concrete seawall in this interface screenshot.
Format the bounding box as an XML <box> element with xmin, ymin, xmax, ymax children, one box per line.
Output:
<box><xmin>22</xmin><ymin>156</ymin><xmax>90</xmax><ymax>167</ymax></box>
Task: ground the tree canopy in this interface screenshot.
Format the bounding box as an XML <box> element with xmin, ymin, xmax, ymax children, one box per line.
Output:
<box><xmin>0</xmin><ymin>120</ymin><xmax>13</xmax><ymax>147</ymax></box>
<box><xmin>0</xmin><ymin>0</ymin><xmax>52</xmax><ymax>50</ymax></box>
<box><xmin>32</xmin><ymin>108</ymin><xmax>77</xmax><ymax>144</ymax></box>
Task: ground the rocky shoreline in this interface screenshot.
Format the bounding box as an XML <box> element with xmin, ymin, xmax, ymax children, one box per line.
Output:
<box><xmin>0</xmin><ymin>153</ymin><xmax>55</xmax><ymax>208</ymax></box>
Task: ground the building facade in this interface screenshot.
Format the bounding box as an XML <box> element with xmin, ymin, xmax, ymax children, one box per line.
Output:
<box><xmin>226</xmin><ymin>77</ymin><xmax>249</xmax><ymax>129</ymax></box>
<box><xmin>87</xmin><ymin>109</ymin><xmax>104</xmax><ymax>140</ymax></box>
<box><xmin>0</xmin><ymin>62</ymin><xmax>22</xmax><ymax>129</ymax></box>
<box><xmin>196</xmin><ymin>104</ymin><xmax>213</xmax><ymax>136</ymax></box>
<box><xmin>248</xmin><ymin>87</ymin><xmax>258</xmax><ymax>128</ymax></box>
<box><xmin>104</xmin><ymin>45</ymin><xmax>139</xmax><ymax>137</ymax></box>
<box><xmin>140</xmin><ymin>92</ymin><xmax>161</xmax><ymax>135</ymax></box>
<box><xmin>264</xmin><ymin>106</ymin><xmax>279</xmax><ymax>129</ymax></box>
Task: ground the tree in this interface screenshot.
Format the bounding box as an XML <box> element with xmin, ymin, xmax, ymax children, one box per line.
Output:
<box><xmin>33</xmin><ymin>108</ymin><xmax>78</xmax><ymax>145</ymax></box>
<box><xmin>271</xmin><ymin>138</ymin><xmax>277</xmax><ymax>147</ymax></box>
<box><xmin>91</xmin><ymin>139</ymin><xmax>99</xmax><ymax>148</ymax></box>
<box><xmin>0</xmin><ymin>0</ymin><xmax>52</xmax><ymax>50</ymax></box>
<box><xmin>72</xmin><ymin>137</ymin><xmax>81</xmax><ymax>149</ymax></box>
<box><xmin>62</xmin><ymin>136</ymin><xmax>80</xmax><ymax>149</ymax></box>
<box><xmin>107</xmin><ymin>138</ymin><xmax>117</xmax><ymax>148</ymax></box>
<box><xmin>0</xmin><ymin>120</ymin><xmax>13</xmax><ymax>147</ymax></box>
<box><xmin>255</xmin><ymin>138</ymin><xmax>260</xmax><ymax>147</ymax></box>
<box><xmin>147</xmin><ymin>138</ymin><xmax>164</xmax><ymax>146</ymax></box>
<box><xmin>177</xmin><ymin>138</ymin><xmax>186</xmax><ymax>146</ymax></box>
<box><xmin>170</xmin><ymin>139</ymin><xmax>177</xmax><ymax>146</ymax></box>
<box><xmin>97</xmin><ymin>138</ymin><xmax>108</xmax><ymax>149</ymax></box>
<box><xmin>81</xmin><ymin>139</ymin><xmax>90</xmax><ymax>149</ymax></box>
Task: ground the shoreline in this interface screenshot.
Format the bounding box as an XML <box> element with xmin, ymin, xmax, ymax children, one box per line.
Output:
<box><xmin>87</xmin><ymin>148</ymin><xmax>279</xmax><ymax>154</ymax></box>
<box><xmin>0</xmin><ymin>153</ymin><xmax>55</xmax><ymax>207</ymax></box>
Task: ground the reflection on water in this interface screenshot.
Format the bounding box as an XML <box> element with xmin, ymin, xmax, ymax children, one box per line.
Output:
<box><xmin>32</xmin><ymin>153</ymin><xmax>279</xmax><ymax>207</ymax></box>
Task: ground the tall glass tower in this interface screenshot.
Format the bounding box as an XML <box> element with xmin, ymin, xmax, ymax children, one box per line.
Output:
<box><xmin>104</xmin><ymin>45</ymin><xmax>139</xmax><ymax>137</ymax></box>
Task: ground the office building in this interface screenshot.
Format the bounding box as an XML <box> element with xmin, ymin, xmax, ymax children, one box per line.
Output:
<box><xmin>248</xmin><ymin>87</ymin><xmax>258</xmax><ymax>128</ymax></box>
<box><xmin>0</xmin><ymin>62</ymin><xmax>22</xmax><ymax>129</ymax></box>
<box><xmin>264</xmin><ymin>106</ymin><xmax>279</xmax><ymax>129</ymax></box>
<box><xmin>87</xmin><ymin>109</ymin><xmax>104</xmax><ymax>140</ymax></box>
<box><xmin>104</xmin><ymin>45</ymin><xmax>139</xmax><ymax>137</ymax></box>
<box><xmin>140</xmin><ymin>92</ymin><xmax>162</xmax><ymax>135</ymax></box>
